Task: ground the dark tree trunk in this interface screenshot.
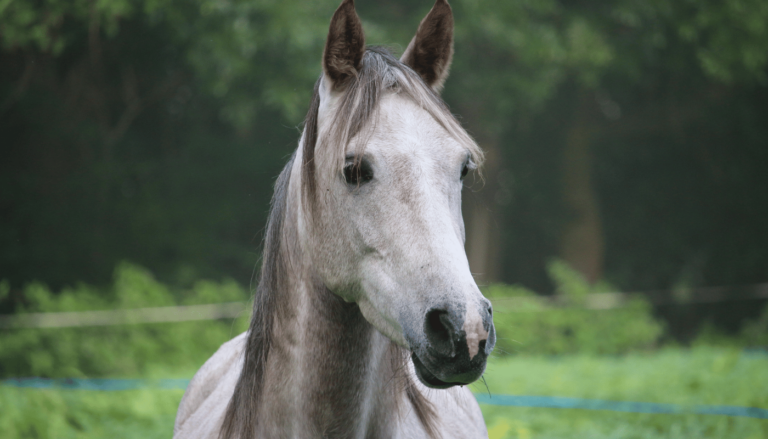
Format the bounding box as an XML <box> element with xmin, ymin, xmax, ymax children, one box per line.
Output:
<box><xmin>560</xmin><ymin>94</ymin><xmax>604</xmax><ymax>284</ymax></box>
<box><xmin>464</xmin><ymin>145</ymin><xmax>502</xmax><ymax>285</ymax></box>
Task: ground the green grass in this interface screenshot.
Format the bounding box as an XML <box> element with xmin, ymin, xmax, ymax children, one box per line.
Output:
<box><xmin>2</xmin><ymin>346</ymin><xmax>766</xmax><ymax>439</ymax></box>
<box><xmin>0</xmin><ymin>386</ymin><xmax>184</xmax><ymax>439</ymax></box>
<box><xmin>476</xmin><ymin>347</ymin><xmax>768</xmax><ymax>439</ymax></box>
<box><xmin>481</xmin><ymin>408</ymin><xmax>767</xmax><ymax>439</ymax></box>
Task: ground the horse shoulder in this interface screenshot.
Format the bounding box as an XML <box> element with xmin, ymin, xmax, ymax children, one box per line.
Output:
<box><xmin>173</xmin><ymin>332</ymin><xmax>247</xmax><ymax>439</ymax></box>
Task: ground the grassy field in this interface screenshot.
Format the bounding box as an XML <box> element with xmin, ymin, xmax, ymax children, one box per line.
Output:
<box><xmin>478</xmin><ymin>347</ymin><xmax>768</xmax><ymax>439</ymax></box>
<box><xmin>2</xmin><ymin>346</ymin><xmax>766</xmax><ymax>439</ymax></box>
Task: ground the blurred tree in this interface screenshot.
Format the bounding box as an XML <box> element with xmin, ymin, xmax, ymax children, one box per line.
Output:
<box><xmin>0</xmin><ymin>0</ymin><xmax>329</xmax><ymax>289</ymax></box>
<box><xmin>444</xmin><ymin>0</ymin><xmax>768</xmax><ymax>289</ymax></box>
<box><xmin>1</xmin><ymin>0</ymin><xmax>767</xmax><ymax>303</ymax></box>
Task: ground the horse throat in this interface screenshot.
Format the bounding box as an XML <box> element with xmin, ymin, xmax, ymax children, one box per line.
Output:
<box><xmin>263</xmin><ymin>270</ymin><xmax>403</xmax><ymax>437</ymax></box>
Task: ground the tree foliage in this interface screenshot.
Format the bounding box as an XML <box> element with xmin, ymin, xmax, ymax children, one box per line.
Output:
<box><xmin>1</xmin><ymin>0</ymin><xmax>767</xmax><ymax>299</ymax></box>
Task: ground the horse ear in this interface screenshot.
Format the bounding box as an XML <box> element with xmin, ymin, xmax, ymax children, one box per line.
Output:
<box><xmin>400</xmin><ymin>0</ymin><xmax>454</xmax><ymax>93</ymax></box>
<box><xmin>323</xmin><ymin>0</ymin><xmax>366</xmax><ymax>89</ymax></box>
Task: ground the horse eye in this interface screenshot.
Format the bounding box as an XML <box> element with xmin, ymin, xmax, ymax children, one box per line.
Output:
<box><xmin>344</xmin><ymin>160</ymin><xmax>374</xmax><ymax>185</ymax></box>
<box><xmin>461</xmin><ymin>157</ymin><xmax>476</xmax><ymax>180</ymax></box>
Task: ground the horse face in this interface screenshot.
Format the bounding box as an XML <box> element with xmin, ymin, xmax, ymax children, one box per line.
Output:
<box><xmin>299</xmin><ymin>0</ymin><xmax>494</xmax><ymax>389</ymax></box>
<box><xmin>303</xmin><ymin>90</ymin><xmax>494</xmax><ymax>388</ymax></box>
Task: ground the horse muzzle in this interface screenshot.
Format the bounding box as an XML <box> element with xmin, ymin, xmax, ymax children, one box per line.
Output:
<box><xmin>409</xmin><ymin>302</ymin><xmax>496</xmax><ymax>389</ymax></box>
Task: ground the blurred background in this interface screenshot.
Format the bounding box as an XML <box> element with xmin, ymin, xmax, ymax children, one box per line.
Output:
<box><xmin>1</xmin><ymin>0</ymin><xmax>767</xmax><ymax>438</ymax></box>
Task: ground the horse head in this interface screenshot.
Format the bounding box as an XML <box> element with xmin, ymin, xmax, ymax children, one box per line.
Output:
<box><xmin>296</xmin><ymin>0</ymin><xmax>495</xmax><ymax>389</ymax></box>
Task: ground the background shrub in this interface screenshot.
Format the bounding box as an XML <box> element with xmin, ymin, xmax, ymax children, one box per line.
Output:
<box><xmin>486</xmin><ymin>261</ymin><xmax>664</xmax><ymax>355</ymax></box>
<box><xmin>0</xmin><ymin>263</ymin><xmax>251</xmax><ymax>379</ymax></box>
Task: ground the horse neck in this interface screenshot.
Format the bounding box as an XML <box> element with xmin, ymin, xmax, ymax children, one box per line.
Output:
<box><xmin>258</xmin><ymin>182</ymin><xmax>404</xmax><ymax>437</ymax></box>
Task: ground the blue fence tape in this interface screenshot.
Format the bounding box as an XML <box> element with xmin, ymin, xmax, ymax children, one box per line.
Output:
<box><xmin>3</xmin><ymin>378</ymin><xmax>767</xmax><ymax>420</ymax></box>
<box><xmin>2</xmin><ymin>377</ymin><xmax>190</xmax><ymax>391</ymax></box>
<box><xmin>474</xmin><ymin>394</ymin><xmax>768</xmax><ymax>419</ymax></box>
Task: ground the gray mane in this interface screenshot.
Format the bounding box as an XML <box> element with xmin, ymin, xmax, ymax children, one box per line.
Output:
<box><xmin>219</xmin><ymin>152</ymin><xmax>295</xmax><ymax>439</ymax></box>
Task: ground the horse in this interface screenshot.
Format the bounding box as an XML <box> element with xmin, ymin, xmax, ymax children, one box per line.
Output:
<box><xmin>173</xmin><ymin>1</ymin><xmax>495</xmax><ymax>437</ymax></box>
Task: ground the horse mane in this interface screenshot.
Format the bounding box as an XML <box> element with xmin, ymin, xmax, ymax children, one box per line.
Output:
<box><xmin>219</xmin><ymin>152</ymin><xmax>294</xmax><ymax>439</ymax></box>
<box><xmin>219</xmin><ymin>46</ymin><xmax>477</xmax><ymax>439</ymax></box>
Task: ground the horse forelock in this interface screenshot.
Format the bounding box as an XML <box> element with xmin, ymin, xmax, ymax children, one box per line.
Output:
<box><xmin>301</xmin><ymin>46</ymin><xmax>483</xmax><ymax>213</ymax></box>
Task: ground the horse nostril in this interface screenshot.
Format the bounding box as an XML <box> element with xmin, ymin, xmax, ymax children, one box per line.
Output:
<box><xmin>424</xmin><ymin>308</ymin><xmax>455</xmax><ymax>357</ymax></box>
